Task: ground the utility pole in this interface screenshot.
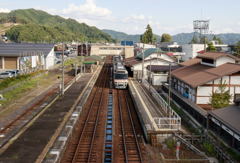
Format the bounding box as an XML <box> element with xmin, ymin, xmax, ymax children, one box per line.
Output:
<box><xmin>62</xmin><ymin>41</ymin><xmax>64</xmax><ymax>96</ymax></box>
<box><xmin>168</xmin><ymin>63</ymin><xmax>171</xmax><ymax>118</ymax></box>
<box><xmin>204</xmin><ymin>36</ymin><xmax>206</xmax><ymax>53</ymax></box>
<box><xmin>81</xmin><ymin>42</ymin><xmax>83</xmax><ymax>75</ymax></box>
<box><xmin>142</xmin><ymin>44</ymin><xmax>145</xmax><ymax>80</ymax></box>
<box><xmin>149</xmin><ymin>57</ymin><xmax>151</xmax><ymax>91</ymax></box>
<box><xmin>75</xmin><ymin>41</ymin><xmax>78</xmax><ymax>81</ymax></box>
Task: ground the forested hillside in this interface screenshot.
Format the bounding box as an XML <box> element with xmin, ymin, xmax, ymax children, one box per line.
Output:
<box><xmin>0</xmin><ymin>9</ymin><xmax>117</xmax><ymax>43</ymax></box>
<box><xmin>102</xmin><ymin>29</ymin><xmax>240</xmax><ymax>45</ymax></box>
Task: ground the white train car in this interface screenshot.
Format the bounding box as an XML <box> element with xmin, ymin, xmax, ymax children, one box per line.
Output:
<box><xmin>113</xmin><ymin>55</ymin><xmax>128</xmax><ymax>89</ymax></box>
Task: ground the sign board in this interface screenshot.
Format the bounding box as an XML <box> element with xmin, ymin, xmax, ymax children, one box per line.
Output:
<box><xmin>168</xmin><ymin>52</ymin><xmax>185</xmax><ymax>56</ymax></box>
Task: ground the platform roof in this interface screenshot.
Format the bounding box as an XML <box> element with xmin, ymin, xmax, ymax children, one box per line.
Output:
<box><xmin>210</xmin><ymin>105</ymin><xmax>240</xmax><ymax>135</ymax></box>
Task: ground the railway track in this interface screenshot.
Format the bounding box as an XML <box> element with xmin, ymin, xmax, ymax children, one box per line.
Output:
<box><xmin>114</xmin><ymin>89</ymin><xmax>145</xmax><ymax>163</ymax></box>
<box><xmin>62</xmin><ymin>58</ymin><xmax>111</xmax><ymax>163</ymax></box>
<box><xmin>62</xmin><ymin>56</ymin><xmax>146</xmax><ymax>163</ymax></box>
<box><xmin>0</xmin><ymin>74</ymin><xmax>74</xmax><ymax>142</ymax></box>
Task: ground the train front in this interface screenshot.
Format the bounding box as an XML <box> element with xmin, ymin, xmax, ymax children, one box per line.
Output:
<box><xmin>114</xmin><ymin>71</ymin><xmax>128</xmax><ymax>89</ymax></box>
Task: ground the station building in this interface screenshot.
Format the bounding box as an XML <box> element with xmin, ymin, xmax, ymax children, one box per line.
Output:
<box><xmin>90</xmin><ymin>45</ymin><xmax>134</xmax><ymax>58</ymax></box>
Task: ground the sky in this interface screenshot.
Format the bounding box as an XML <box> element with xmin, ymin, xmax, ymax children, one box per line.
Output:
<box><xmin>1</xmin><ymin>0</ymin><xmax>240</xmax><ymax>36</ymax></box>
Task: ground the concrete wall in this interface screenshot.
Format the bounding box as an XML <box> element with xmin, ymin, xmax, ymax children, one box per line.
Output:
<box><xmin>182</xmin><ymin>44</ymin><xmax>205</xmax><ymax>61</ymax></box>
<box><xmin>152</xmin><ymin>74</ymin><xmax>167</xmax><ymax>85</ymax></box>
<box><xmin>45</xmin><ymin>48</ymin><xmax>54</xmax><ymax>69</ymax></box>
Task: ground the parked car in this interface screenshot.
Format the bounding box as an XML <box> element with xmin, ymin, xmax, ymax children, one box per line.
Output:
<box><xmin>0</xmin><ymin>72</ymin><xmax>12</xmax><ymax>79</ymax></box>
<box><xmin>56</xmin><ymin>61</ymin><xmax>62</xmax><ymax>64</ymax></box>
<box><xmin>5</xmin><ymin>69</ymin><xmax>20</xmax><ymax>77</ymax></box>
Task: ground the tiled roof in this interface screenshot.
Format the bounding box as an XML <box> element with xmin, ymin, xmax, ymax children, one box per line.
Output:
<box><xmin>196</xmin><ymin>51</ymin><xmax>240</xmax><ymax>61</ymax></box>
<box><xmin>146</xmin><ymin>65</ymin><xmax>182</xmax><ymax>71</ymax></box>
<box><xmin>210</xmin><ymin>105</ymin><xmax>240</xmax><ymax>135</ymax></box>
<box><xmin>138</xmin><ymin>48</ymin><xmax>166</xmax><ymax>59</ymax></box>
<box><xmin>172</xmin><ymin>61</ymin><xmax>240</xmax><ymax>88</ymax></box>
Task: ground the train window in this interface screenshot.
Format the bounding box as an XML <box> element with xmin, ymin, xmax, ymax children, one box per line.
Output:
<box><xmin>115</xmin><ymin>74</ymin><xmax>128</xmax><ymax>79</ymax></box>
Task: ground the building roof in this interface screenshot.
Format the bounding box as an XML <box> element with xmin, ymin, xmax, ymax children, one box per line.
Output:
<box><xmin>138</xmin><ymin>48</ymin><xmax>166</xmax><ymax>59</ymax></box>
<box><xmin>196</xmin><ymin>51</ymin><xmax>240</xmax><ymax>61</ymax></box>
<box><xmin>86</xmin><ymin>55</ymin><xmax>101</xmax><ymax>61</ymax></box>
<box><xmin>197</xmin><ymin>50</ymin><xmax>204</xmax><ymax>54</ymax></box>
<box><xmin>0</xmin><ymin>43</ymin><xmax>55</xmax><ymax>57</ymax></box>
<box><xmin>124</xmin><ymin>57</ymin><xmax>172</xmax><ymax>67</ymax></box>
<box><xmin>172</xmin><ymin>60</ymin><xmax>240</xmax><ymax>88</ymax></box>
<box><xmin>210</xmin><ymin>105</ymin><xmax>240</xmax><ymax>135</ymax></box>
<box><xmin>83</xmin><ymin>61</ymin><xmax>96</xmax><ymax>64</ymax></box>
<box><xmin>147</xmin><ymin>65</ymin><xmax>182</xmax><ymax>71</ymax></box>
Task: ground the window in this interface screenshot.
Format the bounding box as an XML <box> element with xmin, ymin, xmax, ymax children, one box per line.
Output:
<box><xmin>185</xmin><ymin>87</ymin><xmax>189</xmax><ymax>94</ymax></box>
<box><xmin>202</xmin><ymin>58</ymin><xmax>214</xmax><ymax>64</ymax></box>
<box><xmin>235</xmin><ymin>94</ymin><xmax>240</xmax><ymax>100</ymax></box>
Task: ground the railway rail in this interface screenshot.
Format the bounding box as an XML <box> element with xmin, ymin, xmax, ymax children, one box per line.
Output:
<box><xmin>117</xmin><ymin>89</ymin><xmax>144</xmax><ymax>163</ymax></box>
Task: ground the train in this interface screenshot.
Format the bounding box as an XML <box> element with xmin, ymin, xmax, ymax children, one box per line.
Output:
<box><xmin>113</xmin><ymin>55</ymin><xmax>128</xmax><ymax>89</ymax></box>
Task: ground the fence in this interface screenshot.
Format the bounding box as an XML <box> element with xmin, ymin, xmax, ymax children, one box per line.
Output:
<box><xmin>162</xmin><ymin>83</ymin><xmax>208</xmax><ymax>129</ymax></box>
<box><xmin>141</xmin><ymin>79</ymin><xmax>181</xmax><ymax>131</ymax></box>
<box><xmin>205</xmin><ymin>134</ymin><xmax>236</xmax><ymax>163</ymax></box>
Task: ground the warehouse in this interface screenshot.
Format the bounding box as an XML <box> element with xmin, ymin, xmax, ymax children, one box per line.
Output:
<box><xmin>0</xmin><ymin>43</ymin><xmax>55</xmax><ymax>70</ymax></box>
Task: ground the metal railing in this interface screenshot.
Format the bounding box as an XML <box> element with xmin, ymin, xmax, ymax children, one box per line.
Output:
<box><xmin>141</xmin><ymin>79</ymin><xmax>181</xmax><ymax>130</ymax></box>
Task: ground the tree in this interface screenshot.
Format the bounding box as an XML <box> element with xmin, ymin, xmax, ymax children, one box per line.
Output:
<box><xmin>206</xmin><ymin>42</ymin><xmax>216</xmax><ymax>52</ymax></box>
<box><xmin>208</xmin><ymin>80</ymin><xmax>232</xmax><ymax>109</ymax></box>
<box><xmin>233</xmin><ymin>41</ymin><xmax>240</xmax><ymax>57</ymax></box>
<box><xmin>217</xmin><ymin>37</ymin><xmax>223</xmax><ymax>44</ymax></box>
<box><xmin>200</xmin><ymin>37</ymin><xmax>209</xmax><ymax>44</ymax></box>
<box><xmin>213</xmin><ymin>35</ymin><xmax>217</xmax><ymax>40</ymax></box>
<box><xmin>153</xmin><ymin>36</ymin><xmax>157</xmax><ymax>44</ymax></box>
<box><xmin>161</xmin><ymin>33</ymin><xmax>172</xmax><ymax>42</ymax></box>
<box><xmin>141</xmin><ymin>24</ymin><xmax>153</xmax><ymax>44</ymax></box>
<box><xmin>190</xmin><ymin>37</ymin><xmax>198</xmax><ymax>44</ymax></box>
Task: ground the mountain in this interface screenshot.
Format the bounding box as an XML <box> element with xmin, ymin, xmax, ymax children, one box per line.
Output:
<box><xmin>102</xmin><ymin>29</ymin><xmax>240</xmax><ymax>45</ymax></box>
<box><xmin>101</xmin><ymin>29</ymin><xmax>162</xmax><ymax>43</ymax></box>
<box><xmin>0</xmin><ymin>9</ymin><xmax>117</xmax><ymax>43</ymax></box>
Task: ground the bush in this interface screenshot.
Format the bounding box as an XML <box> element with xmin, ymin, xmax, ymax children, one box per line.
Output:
<box><xmin>0</xmin><ymin>70</ymin><xmax>45</xmax><ymax>90</ymax></box>
<box><xmin>203</xmin><ymin>142</ymin><xmax>214</xmax><ymax>156</ymax></box>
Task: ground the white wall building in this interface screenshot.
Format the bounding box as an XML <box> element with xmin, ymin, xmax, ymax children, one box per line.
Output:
<box><xmin>171</xmin><ymin>52</ymin><xmax>240</xmax><ymax>109</ymax></box>
<box><xmin>181</xmin><ymin>44</ymin><xmax>207</xmax><ymax>61</ymax></box>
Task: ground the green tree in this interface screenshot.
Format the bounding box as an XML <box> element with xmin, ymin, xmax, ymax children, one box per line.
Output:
<box><xmin>217</xmin><ymin>37</ymin><xmax>223</xmax><ymax>44</ymax></box>
<box><xmin>141</xmin><ymin>24</ymin><xmax>153</xmax><ymax>44</ymax></box>
<box><xmin>213</xmin><ymin>35</ymin><xmax>217</xmax><ymax>40</ymax></box>
<box><xmin>190</xmin><ymin>37</ymin><xmax>198</xmax><ymax>44</ymax></box>
<box><xmin>206</xmin><ymin>42</ymin><xmax>216</xmax><ymax>52</ymax></box>
<box><xmin>208</xmin><ymin>80</ymin><xmax>232</xmax><ymax>109</ymax></box>
<box><xmin>153</xmin><ymin>36</ymin><xmax>157</xmax><ymax>44</ymax></box>
<box><xmin>233</xmin><ymin>41</ymin><xmax>240</xmax><ymax>57</ymax></box>
<box><xmin>200</xmin><ymin>37</ymin><xmax>209</xmax><ymax>44</ymax></box>
<box><xmin>140</xmin><ymin>35</ymin><xmax>143</xmax><ymax>42</ymax></box>
<box><xmin>161</xmin><ymin>33</ymin><xmax>172</xmax><ymax>42</ymax></box>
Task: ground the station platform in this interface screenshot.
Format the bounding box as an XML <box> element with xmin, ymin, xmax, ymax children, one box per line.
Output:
<box><xmin>0</xmin><ymin>66</ymin><xmax>102</xmax><ymax>163</ymax></box>
<box><xmin>128</xmin><ymin>78</ymin><xmax>181</xmax><ymax>144</ymax></box>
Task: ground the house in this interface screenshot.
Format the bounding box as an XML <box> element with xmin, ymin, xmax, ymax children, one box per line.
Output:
<box><xmin>0</xmin><ymin>43</ymin><xmax>55</xmax><ymax>70</ymax></box>
<box><xmin>124</xmin><ymin>48</ymin><xmax>177</xmax><ymax>79</ymax></box>
<box><xmin>170</xmin><ymin>51</ymin><xmax>240</xmax><ymax>109</ymax></box>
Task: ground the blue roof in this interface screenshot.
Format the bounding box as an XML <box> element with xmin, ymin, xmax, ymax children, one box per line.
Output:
<box><xmin>138</xmin><ymin>48</ymin><xmax>165</xmax><ymax>59</ymax></box>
